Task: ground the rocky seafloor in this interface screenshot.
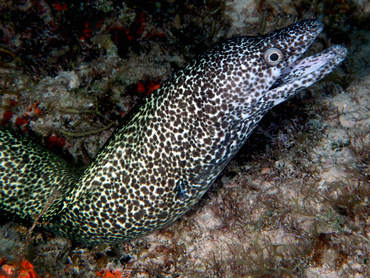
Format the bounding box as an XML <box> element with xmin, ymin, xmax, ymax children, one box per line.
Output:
<box><xmin>0</xmin><ymin>0</ymin><xmax>369</xmax><ymax>277</ymax></box>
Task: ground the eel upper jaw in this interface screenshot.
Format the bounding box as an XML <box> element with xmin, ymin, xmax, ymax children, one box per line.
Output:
<box><xmin>266</xmin><ymin>44</ymin><xmax>348</xmax><ymax>106</ymax></box>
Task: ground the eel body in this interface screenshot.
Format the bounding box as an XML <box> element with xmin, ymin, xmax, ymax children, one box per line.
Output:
<box><xmin>0</xmin><ymin>19</ymin><xmax>347</xmax><ymax>244</ymax></box>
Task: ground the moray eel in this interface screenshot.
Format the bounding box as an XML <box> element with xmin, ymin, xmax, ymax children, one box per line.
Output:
<box><xmin>0</xmin><ymin>18</ymin><xmax>347</xmax><ymax>244</ymax></box>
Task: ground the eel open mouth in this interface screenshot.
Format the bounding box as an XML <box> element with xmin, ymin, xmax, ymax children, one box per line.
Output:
<box><xmin>271</xmin><ymin>44</ymin><xmax>348</xmax><ymax>90</ymax></box>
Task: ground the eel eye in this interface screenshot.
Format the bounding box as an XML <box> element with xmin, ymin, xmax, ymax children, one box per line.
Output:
<box><xmin>264</xmin><ymin>48</ymin><xmax>284</xmax><ymax>66</ymax></box>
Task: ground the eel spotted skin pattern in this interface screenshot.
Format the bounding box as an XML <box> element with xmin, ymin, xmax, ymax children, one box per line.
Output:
<box><xmin>0</xmin><ymin>18</ymin><xmax>347</xmax><ymax>244</ymax></box>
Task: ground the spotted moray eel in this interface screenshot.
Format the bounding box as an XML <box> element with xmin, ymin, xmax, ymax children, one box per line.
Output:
<box><xmin>0</xmin><ymin>18</ymin><xmax>347</xmax><ymax>244</ymax></box>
